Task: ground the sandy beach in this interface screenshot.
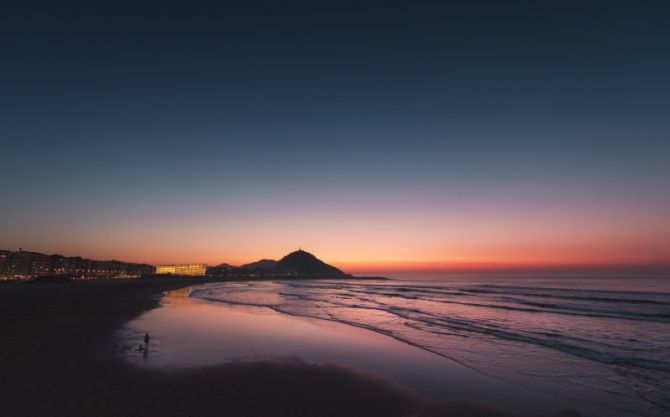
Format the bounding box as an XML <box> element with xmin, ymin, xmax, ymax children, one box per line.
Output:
<box><xmin>0</xmin><ymin>279</ymin><xmax>579</xmax><ymax>417</ymax></box>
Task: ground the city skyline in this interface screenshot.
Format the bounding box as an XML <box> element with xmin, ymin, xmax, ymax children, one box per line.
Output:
<box><xmin>2</xmin><ymin>2</ymin><xmax>669</xmax><ymax>273</ymax></box>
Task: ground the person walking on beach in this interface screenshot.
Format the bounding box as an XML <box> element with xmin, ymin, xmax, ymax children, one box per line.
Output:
<box><xmin>144</xmin><ymin>332</ymin><xmax>150</xmax><ymax>347</ymax></box>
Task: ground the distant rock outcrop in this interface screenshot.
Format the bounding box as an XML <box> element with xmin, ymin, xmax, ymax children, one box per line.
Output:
<box><xmin>273</xmin><ymin>250</ymin><xmax>346</xmax><ymax>278</ymax></box>
<box><xmin>207</xmin><ymin>250</ymin><xmax>348</xmax><ymax>279</ymax></box>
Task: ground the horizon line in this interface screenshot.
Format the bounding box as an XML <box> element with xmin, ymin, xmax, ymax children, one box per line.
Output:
<box><xmin>3</xmin><ymin>247</ymin><xmax>669</xmax><ymax>275</ymax></box>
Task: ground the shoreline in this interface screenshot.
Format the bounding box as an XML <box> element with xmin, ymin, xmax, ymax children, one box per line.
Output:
<box><xmin>1</xmin><ymin>279</ymin><xmax>579</xmax><ymax>417</ymax></box>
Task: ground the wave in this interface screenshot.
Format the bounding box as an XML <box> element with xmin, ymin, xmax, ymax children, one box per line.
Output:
<box><xmin>275</xmin><ymin>281</ymin><xmax>670</xmax><ymax>323</ymax></box>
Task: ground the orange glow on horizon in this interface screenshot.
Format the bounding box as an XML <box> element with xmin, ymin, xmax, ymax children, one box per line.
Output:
<box><xmin>337</xmin><ymin>260</ymin><xmax>670</xmax><ymax>274</ymax></box>
<box><xmin>6</xmin><ymin>244</ymin><xmax>668</xmax><ymax>275</ymax></box>
<box><xmin>3</xmin><ymin>196</ymin><xmax>668</xmax><ymax>274</ymax></box>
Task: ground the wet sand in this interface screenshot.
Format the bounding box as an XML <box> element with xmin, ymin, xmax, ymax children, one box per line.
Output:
<box><xmin>0</xmin><ymin>279</ymin><xmax>579</xmax><ymax>417</ymax></box>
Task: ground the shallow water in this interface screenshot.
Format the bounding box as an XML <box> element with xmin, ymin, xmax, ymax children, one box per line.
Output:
<box><xmin>120</xmin><ymin>277</ymin><xmax>670</xmax><ymax>417</ymax></box>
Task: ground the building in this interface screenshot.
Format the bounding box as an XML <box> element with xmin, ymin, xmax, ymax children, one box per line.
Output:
<box><xmin>0</xmin><ymin>249</ymin><xmax>51</xmax><ymax>278</ymax></box>
<box><xmin>0</xmin><ymin>249</ymin><xmax>155</xmax><ymax>280</ymax></box>
<box><xmin>155</xmin><ymin>264</ymin><xmax>207</xmax><ymax>276</ymax></box>
<box><xmin>0</xmin><ymin>250</ymin><xmax>11</xmax><ymax>279</ymax></box>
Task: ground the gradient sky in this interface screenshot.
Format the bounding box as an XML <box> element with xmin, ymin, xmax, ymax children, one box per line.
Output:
<box><xmin>1</xmin><ymin>1</ymin><xmax>669</xmax><ymax>272</ymax></box>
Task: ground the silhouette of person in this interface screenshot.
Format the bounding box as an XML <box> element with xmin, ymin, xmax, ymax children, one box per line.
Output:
<box><xmin>144</xmin><ymin>332</ymin><xmax>150</xmax><ymax>346</ymax></box>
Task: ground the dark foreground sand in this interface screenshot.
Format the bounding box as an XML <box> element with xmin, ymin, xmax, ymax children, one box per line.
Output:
<box><xmin>0</xmin><ymin>279</ymin><xmax>580</xmax><ymax>417</ymax></box>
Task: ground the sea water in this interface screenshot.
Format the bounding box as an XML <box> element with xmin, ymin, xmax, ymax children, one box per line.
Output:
<box><xmin>121</xmin><ymin>276</ymin><xmax>670</xmax><ymax>417</ymax></box>
<box><xmin>189</xmin><ymin>276</ymin><xmax>670</xmax><ymax>417</ymax></box>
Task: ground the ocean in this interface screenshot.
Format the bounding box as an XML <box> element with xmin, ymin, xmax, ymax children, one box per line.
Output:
<box><xmin>120</xmin><ymin>276</ymin><xmax>670</xmax><ymax>417</ymax></box>
<box><xmin>121</xmin><ymin>275</ymin><xmax>670</xmax><ymax>417</ymax></box>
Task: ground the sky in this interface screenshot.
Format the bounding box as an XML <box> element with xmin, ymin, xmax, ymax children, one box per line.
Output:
<box><xmin>1</xmin><ymin>1</ymin><xmax>669</xmax><ymax>272</ymax></box>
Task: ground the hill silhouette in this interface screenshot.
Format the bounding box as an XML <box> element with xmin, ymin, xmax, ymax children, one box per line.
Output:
<box><xmin>273</xmin><ymin>250</ymin><xmax>346</xmax><ymax>278</ymax></box>
<box><xmin>240</xmin><ymin>259</ymin><xmax>277</xmax><ymax>270</ymax></box>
